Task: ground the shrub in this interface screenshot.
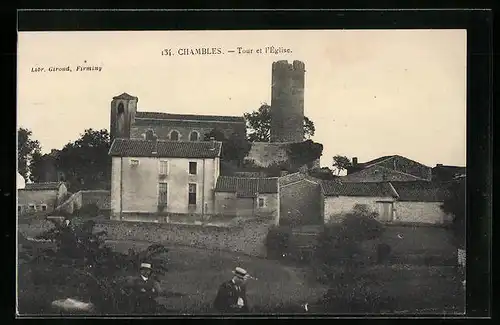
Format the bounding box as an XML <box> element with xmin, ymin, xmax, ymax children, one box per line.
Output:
<box><xmin>265</xmin><ymin>225</ymin><xmax>293</xmax><ymax>259</ymax></box>
<box><xmin>73</xmin><ymin>203</ymin><xmax>100</xmax><ymax>219</ymax></box>
<box><xmin>314</xmin><ymin>205</ymin><xmax>386</xmax><ymax>278</ymax></box>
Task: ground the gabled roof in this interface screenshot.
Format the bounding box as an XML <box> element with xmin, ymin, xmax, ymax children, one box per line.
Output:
<box><xmin>390</xmin><ymin>181</ymin><xmax>450</xmax><ymax>202</ymax></box>
<box><xmin>109</xmin><ymin>139</ymin><xmax>222</xmax><ymax>158</ymax></box>
<box><xmin>23</xmin><ymin>182</ymin><xmax>63</xmax><ymax>191</ymax></box>
<box><xmin>113</xmin><ymin>92</ymin><xmax>138</xmax><ymax>100</ymax></box>
<box><xmin>341</xmin><ymin>165</ymin><xmax>428</xmax><ymax>183</ymax></box>
<box><xmin>362</xmin><ymin>155</ymin><xmax>396</xmax><ymax>167</ymax></box>
<box><xmin>321</xmin><ymin>180</ymin><xmax>398</xmax><ymax>198</ymax></box>
<box><xmin>279</xmin><ymin>172</ymin><xmax>321</xmax><ymax>187</ymax></box>
<box><xmin>134</xmin><ymin>111</ymin><xmax>245</xmax><ymax>123</ymax></box>
<box><xmin>215</xmin><ymin>176</ymin><xmax>278</xmax><ymax>196</ymax></box>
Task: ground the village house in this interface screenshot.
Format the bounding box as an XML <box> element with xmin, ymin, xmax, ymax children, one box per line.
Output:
<box><xmin>214</xmin><ymin>176</ymin><xmax>279</xmax><ymax>222</ymax></box>
<box><xmin>431</xmin><ymin>164</ymin><xmax>466</xmax><ymax>182</ymax></box>
<box><xmin>320</xmin><ymin>180</ymin><xmax>399</xmax><ymax>223</ymax></box>
<box><xmin>18</xmin><ymin>181</ymin><xmax>68</xmax><ymax>215</ymax></box>
<box><xmin>320</xmin><ymin>179</ymin><xmax>451</xmax><ymax>225</ymax></box>
<box><xmin>390</xmin><ymin>181</ymin><xmax>453</xmax><ymax>224</ymax></box>
<box><xmin>108</xmin><ymin>131</ymin><xmax>223</xmax><ymax>222</ymax></box>
<box><xmin>344</xmin><ymin>155</ymin><xmax>432</xmax><ymax>183</ymax></box>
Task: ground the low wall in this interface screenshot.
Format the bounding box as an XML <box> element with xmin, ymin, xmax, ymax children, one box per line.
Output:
<box><xmin>95</xmin><ymin>216</ymin><xmax>275</xmax><ymax>257</ymax></box>
<box><xmin>55</xmin><ymin>190</ymin><xmax>110</xmax><ymax>214</ymax></box>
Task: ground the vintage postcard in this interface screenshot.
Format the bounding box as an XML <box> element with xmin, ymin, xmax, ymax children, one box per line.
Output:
<box><xmin>17</xmin><ymin>29</ymin><xmax>467</xmax><ymax>316</ymax></box>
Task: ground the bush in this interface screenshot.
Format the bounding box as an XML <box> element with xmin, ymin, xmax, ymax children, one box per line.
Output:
<box><xmin>314</xmin><ymin>205</ymin><xmax>386</xmax><ymax>277</ymax></box>
<box><xmin>73</xmin><ymin>203</ymin><xmax>100</xmax><ymax>218</ymax></box>
<box><xmin>265</xmin><ymin>226</ymin><xmax>293</xmax><ymax>259</ymax></box>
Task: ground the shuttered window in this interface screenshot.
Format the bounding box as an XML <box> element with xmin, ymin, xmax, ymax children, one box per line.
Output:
<box><xmin>159</xmin><ymin>183</ymin><xmax>168</xmax><ymax>205</ymax></box>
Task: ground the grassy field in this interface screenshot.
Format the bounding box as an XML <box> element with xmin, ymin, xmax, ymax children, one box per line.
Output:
<box><xmin>17</xmin><ymin>219</ymin><xmax>464</xmax><ymax>316</ymax></box>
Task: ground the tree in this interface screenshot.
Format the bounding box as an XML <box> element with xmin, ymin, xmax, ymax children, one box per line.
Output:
<box><xmin>244</xmin><ymin>104</ymin><xmax>315</xmax><ymax>142</ymax></box>
<box><xmin>287</xmin><ymin>140</ymin><xmax>323</xmax><ymax>169</ymax></box>
<box><xmin>18</xmin><ymin>128</ymin><xmax>41</xmax><ymax>180</ymax></box>
<box><xmin>440</xmin><ymin>178</ymin><xmax>466</xmax><ymax>249</ymax></box>
<box><xmin>204</xmin><ymin>128</ymin><xmax>251</xmax><ymax>167</ymax></box>
<box><xmin>56</xmin><ymin>129</ymin><xmax>111</xmax><ymax>192</ymax></box>
<box><xmin>332</xmin><ymin>155</ymin><xmax>352</xmax><ymax>175</ymax></box>
<box><xmin>29</xmin><ymin>151</ymin><xmax>44</xmax><ymax>182</ymax></box>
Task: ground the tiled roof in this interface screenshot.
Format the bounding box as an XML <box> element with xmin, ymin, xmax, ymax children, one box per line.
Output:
<box><xmin>321</xmin><ymin>180</ymin><xmax>398</xmax><ymax>198</ymax></box>
<box><xmin>391</xmin><ymin>181</ymin><xmax>450</xmax><ymax>202</ymax></box>
<box><xmin>279</xmin><ymin>172</ymin><xmax>321</xmax><ymax>186</ymax></box>
<box><xmin>341</xmin><ymin>165</ymin><xmax>427</xmax><ymax>183</ymax></box>
<box><xmin>113</xmin><ymin>92</ymin><xmax>138</xmax><ymax>100</ymax></box>
<box><xmin>215</xmin><ymin>176</ymin><xmax>278</xmax><ymax>196</ymax></box>
<box><xmin>135</xmin><ymin>111</ymin><xmax>245</xmax><ymax>123</ymax></box>
<box><xmin>23</xmin><ymin>182</ymin><xmax>63</xmax><ymax>191</ymax></box>
<box><xmin>109</xmin><ymin>139</ymin><xmax>222</xmax><ymax>158</ymax></box>
<box><xmin>360</xmin><ymin>155</ymin><xmax>395</xmax><ymax>167</ymax></box>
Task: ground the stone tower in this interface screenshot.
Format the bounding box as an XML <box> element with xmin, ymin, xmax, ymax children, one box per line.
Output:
<box><xmin>110</xmin><ymin>93</ymin><xmax>139</xmax><ymax>142</ymax></box>
<box><xmin>270</xmin><ymin>60</ymin><xmax>305</xmax><ymax>143</ymax></box>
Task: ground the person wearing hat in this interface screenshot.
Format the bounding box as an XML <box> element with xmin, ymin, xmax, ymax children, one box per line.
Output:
<box><xmin>122</xmin><ymin>262</ymin><xmax>162</xmax><ymax>314</ymax></box>
<box><xmin>213</xmin><ymin>267</ymin><xmax>251</xmax><ymax>313</ymax></box>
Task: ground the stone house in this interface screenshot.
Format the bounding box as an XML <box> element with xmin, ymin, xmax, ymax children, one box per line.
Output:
<box><xmin>278</xmin><ymin>172</ymin><xmax>323</xmax><ymax>226</ymax></box>
<box><xmin>108</xmin><ymin>135</ymin><xmax>222</xmax><ymax>222</ymax></box>
<box><xmin>432</xmin><ymin>164</ymin><xmax>466</xmax><ymax>182</ymax></box>
<box><xmin>344</xmin><ymin>155</ymin><xmax>432</xmax><ymax>182</ymax></box>
<box><xmin>18</xmin><ymin>182</ymin><xmax>68</xmax><ymax>215</ymax></box>
<box><xmin>214</xmin><ymin>176</ymin><xmax>279</xmax><ymax>222</ymax></box>
<box><xmin>320</xmin><ymin>180</ymin><xmax>398</xmax><ymax>223</ymax></box>
<box><xmin>320</xmin><ymin>180</ymin><xmax>452</xmax><ymax>225</ymax></box>
<box><xmin>391</xmin><ymin>181</ymin><xmax>453</xmax><ymax>224</ymax></box>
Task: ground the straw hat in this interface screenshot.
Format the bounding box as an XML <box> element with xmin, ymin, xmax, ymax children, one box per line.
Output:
<box><xmin>140</xmin><ymin>262</ymin><xmax>152</xmax><ymax>270</ymax></box>
<box><xmin>232</xmin><ymin>267</ymin><xmax>250</xmax><ymax>279</ymax></box>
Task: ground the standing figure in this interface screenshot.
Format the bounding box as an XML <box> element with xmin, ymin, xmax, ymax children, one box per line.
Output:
<box><xmin>213</xmin><ymin>267</ymin><xmax>251</xmax><ymax>313</ymax></box>
<box><xmin>123</xmin><ymin>262</ymin><xmax>161</xmax><ymax>314</ymax></box>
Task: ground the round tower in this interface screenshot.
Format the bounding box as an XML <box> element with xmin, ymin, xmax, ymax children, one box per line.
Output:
<box><xmin>110</xmin><ymin>92</ymin><xmax>139</xmax><ymax>142</ymax></box>
<box><xmin>270</xmin><ymin>60</ymin><xmax>305</xmax><ymax>143</ymax></box>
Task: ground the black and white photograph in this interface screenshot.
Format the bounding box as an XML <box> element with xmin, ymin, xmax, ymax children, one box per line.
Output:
<box><xmin>17</xmin><ymin>27</ymin><xmax>469</xmax><ymax>316</ymax></box>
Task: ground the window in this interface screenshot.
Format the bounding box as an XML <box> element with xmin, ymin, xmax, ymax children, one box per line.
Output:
<box><xmin>170</xmin><ymin>130</ymin><xmax>179</xmax><ymax>141</ymax></box>
<box><xmin>188</xmin><ymin>183</ymin><xmax>197</xmax><ymax>205</ymax></box>
<box><xmin>258</xmin><ymin>197</ymin><xmax>265</xmax><ymax>208</ymax></box>
<box><xmin>18</xmin><ymin>205</ymin><xmax>21</xmax><ymax>213</ymax></box>
<box><xmin>130</xmin><ymin>159</ymin><xmax>140</xmax><ymax>167</ymax></box>
<box><xmin>189</xmin><ymin>131</ymin><xmax>199</xmax><ymax>141</ymax></box>
<box><xmin>117</xmin><ymin>102</ymin><xmax>124</xmax><ymax>114</ymax></box>
<box><xmin>158</xmin><ymin>183</ymin><xmax>168</xmax><ymax>205</ymax></box>
<box><xmin>159</xmin><ymin>160</ymin><xmax>168</xmax><ymax>175</ymax></box>
<box><xmin>41</xmin><ymin>204</ymin><xmax>47</xmax><ymax>211</ymax></box>
<box><xmin>189</xmin><ymin>162</ymin><xmax>197</xmax><ymax>175</ymax></box>
<box><xmin>29</xmin><ymin>204</ymin><xmax>36</xmax><ymax>212</ymax></box>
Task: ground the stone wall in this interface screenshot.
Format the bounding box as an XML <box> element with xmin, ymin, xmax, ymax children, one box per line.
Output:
<box><xmin>280</xmin><ymin>176</ymin><xmax>322</xmax><ymax>226</ymax></box>
<box><xmin>394</xmin><ymin>201</ymin><xmax>452</xmax><ymax>224</ymax></box>
<box><xmin>245</xmin><ymin>142</ymin><xmax>291</xmax><ymax>167</ymax></box>
<box><xmin>94</xmin><ymin>216</ymin><xmax>275</xmax><ymax>257</ymax></box>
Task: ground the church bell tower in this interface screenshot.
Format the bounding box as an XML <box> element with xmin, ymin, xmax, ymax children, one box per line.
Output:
<box><xmin>110</xmin><ymin>93</ymin><xmax>139</xmax><ymax>143</ymax></box>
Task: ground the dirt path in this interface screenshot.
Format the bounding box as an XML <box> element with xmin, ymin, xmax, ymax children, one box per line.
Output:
<box><xmin>106</xmin><ymin>239</ymin><xmax>327</xmax><ymax>312</ymax></box>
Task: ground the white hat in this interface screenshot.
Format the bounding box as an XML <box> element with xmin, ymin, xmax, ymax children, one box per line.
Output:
<box><xmin>140</xmin><ymin>263</ymin><xmax>152</xmax><ymax>269</ymax></box>
<box><xmin>232</xmin><ymin>267</ymin><xmax>250</xmax><ymax>279</ymax></box>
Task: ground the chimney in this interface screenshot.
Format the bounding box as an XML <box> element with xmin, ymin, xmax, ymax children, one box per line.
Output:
<box><xmin>210</xmin><ymin>137</ymin><xmax>216</xmax><ymax>150</ymax></box>
<box><xmin>352</xmin><ymin>157</ymin><xmax>358</xmax><ymax>166</ymax></box>
<box><xmin>436</xmin><ymin>163</ymin><xmax>443</xmax><ymax>167</ymax></box>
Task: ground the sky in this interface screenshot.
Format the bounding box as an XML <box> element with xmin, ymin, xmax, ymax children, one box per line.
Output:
<box><xmin>17</xmin><ymin>29</ymin><xmax>467</xmax><ymax>168</ymax></box>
